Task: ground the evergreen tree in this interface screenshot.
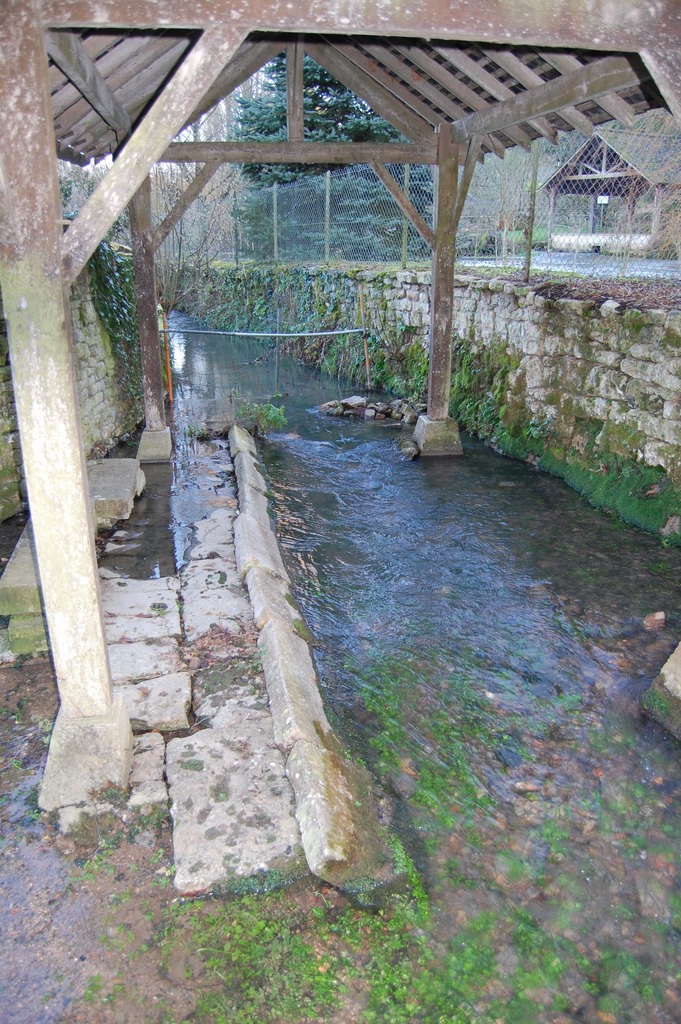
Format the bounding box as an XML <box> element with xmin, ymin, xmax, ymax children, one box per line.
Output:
<box><xmin>236</xmin><ymin>53</ymin><xmax>401</xmax><ymax>184</ymax></box>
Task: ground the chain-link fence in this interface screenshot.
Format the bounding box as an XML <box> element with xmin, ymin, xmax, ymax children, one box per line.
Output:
<box><xmin>229</xmin><ymin>111</ymin><xmax>681</xmax><ymax>281</ymax></box>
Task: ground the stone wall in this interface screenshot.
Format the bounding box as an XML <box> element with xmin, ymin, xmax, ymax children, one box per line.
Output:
<box><xmin>0</xmin><ymin>270</ymin><xmax>140</xmax><ymax>522</ymax></box>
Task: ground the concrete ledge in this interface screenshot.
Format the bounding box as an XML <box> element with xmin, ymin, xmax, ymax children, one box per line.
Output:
<box><xmin>258</xmin><ymin>618</ymin><xmax>332</xmax><ymax>752</ymax></box>
<box><xmin>38</xmin><ymin>696</ymin><xmax>133</xmax><ymax>812</ymax></box>
<box><xmin>245</xmin><ymin>566</ymin><xmax>300</xmax><ymax>631</ymax></box>
<box><xmin>229</xmin><ymin>424</ymin><xmax>257</xmax><ymax>459</ymax></box>
<box><xmin>234</xmin><ymin>511</ymin><xmax>290</xmax><ymax>582</ymax></box>
<box><xmin>234</xmin><ymin>449</ymin><xmax>268</xmax><ymax>494</ymax></box>
<box><xmin>137</xmin><ymin>426</ymin><xmax>173</xmax><ymax>464</ymax></box>
<box><xmin>413</xmin><ymin>414</ymin><xmax>463</xmax><ymax>457</ymax></box>
<box><xmin>234</xmin><ymin>426</ymin><xmax>397</xmax><ymax>888</ymax></box>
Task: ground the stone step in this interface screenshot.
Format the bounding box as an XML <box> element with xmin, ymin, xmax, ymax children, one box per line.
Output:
<box><xmin>0</xmin><ymin>459</ymin><xmax>146</xmax><ymax>654</ymax></box>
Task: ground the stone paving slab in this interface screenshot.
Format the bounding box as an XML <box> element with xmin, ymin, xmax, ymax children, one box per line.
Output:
<box><xmin>114</xmin><ymin>671</ymin><xmax>191</xmax><ymax>733</ymax></box>
<box><xmin>101</xmin><ymin>576</ymin><xmax>181</xmax><ymax>642</ymax></box>
<box><xmin>107</xmin><ymin>638</ymin><xmax>186</xmax><ymax>683</ymax></box>
<box><xmin>189</xmin><ymin>507</ymin><xmax>237</xmax><ymax>561</ymax></box>
<box><xmin>128</xmin><ymin>732</ymin><xmax>168</xmax><ymax>809</ymax></box>
<box><xmin>166</xmin><ymin>721</ymin><xmax>304</xmax><ymax>894</ymax></box>
<box><xmin>180</xmin><ymin>558</ymin><xmax>251</xmax><ymax>641</ymax></box>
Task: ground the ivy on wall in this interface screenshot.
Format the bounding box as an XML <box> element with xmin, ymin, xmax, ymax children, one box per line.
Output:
<box><xmin>88</xmin><ymin>241</ymin><xmax>142</xmax><ymax>407</ymax></box>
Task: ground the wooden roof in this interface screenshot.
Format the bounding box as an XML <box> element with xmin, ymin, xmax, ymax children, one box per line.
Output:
<box><xmin>48</xmin><ymin>29</ymin><xmax>665</xmax><ymax>167</ymax></box>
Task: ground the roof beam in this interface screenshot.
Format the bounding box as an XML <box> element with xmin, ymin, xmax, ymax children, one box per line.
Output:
<box><xmin>163</xmin><ymin>140</ymin><xmax>438</xmax><ymax>164</ymax></box>
<box><xmin>334</xmin><ymin>41</ymin><xmax>441</xmax><ymax>127</ymax></box>
<box><xmin>304</xmin><ymin>40</ymin><xmax>435</xmax><ymax>143</ymax></box>
<box><xmin>452</xmin><ymin>55</ymin><xmax>643</xmax><ymax>142</ymax></box>
<box><xmin>62</xmin><ymin>26</ymin><xmax>246</xmax><ymax>283</ymax></box>
<box><xmin>369</xmin><ymin>163</ymin><xmax>435</xmax><ymax>248</ymax></box>
<box><xmin>639</xmin><ymin>48</ymin><xmax>681</xmax><ymax>122</ymax></box>
<box><xmin>39</xmin><ymin>0</ymin><xmax>681</xmax><ymax>54</ymax></box>
<box><xmin>46</xmin><ymin>28</ymin><xmax>131</xmax><ymax>137</ymax></box>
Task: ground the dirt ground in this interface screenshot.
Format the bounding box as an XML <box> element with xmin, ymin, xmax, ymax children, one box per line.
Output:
<box><xmin>0</xmin><ymin>626</ymin><xmax>277</xmax><ymax>1024</ymax></box>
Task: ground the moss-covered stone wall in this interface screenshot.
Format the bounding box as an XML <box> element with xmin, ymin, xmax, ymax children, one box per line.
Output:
<box><xmin>187</xmin><ymin>263</ymin><xmax>681</xmax><ymax>541</ymax></box>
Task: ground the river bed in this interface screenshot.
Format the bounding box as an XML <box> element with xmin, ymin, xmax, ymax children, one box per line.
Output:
<box><xmin>128</xmin><ymin>313</ymin><xmax>681</xmax><ymax>1022</ymax></box>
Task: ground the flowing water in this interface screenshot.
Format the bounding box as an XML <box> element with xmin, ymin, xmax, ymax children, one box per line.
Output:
<box><xmin>133</xmin><ymin>314</ymin><xmax>681</xmax><ymax>1021</ymax></box>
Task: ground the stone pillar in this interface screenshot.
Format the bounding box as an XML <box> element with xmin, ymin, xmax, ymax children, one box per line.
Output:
<box><xmin>417</xmin><ymin>123</ymin><xmax>463</xmax><ymax>456</ymax></box>
<box><xmin>130</xmin><ymin>177</ymin><xmax>172</xmax><ymax>462</ymax></box>
<box><xmin>0</xmin><ymin>0</ymin><xmax>131</xmax><ymax>812</ymax></box>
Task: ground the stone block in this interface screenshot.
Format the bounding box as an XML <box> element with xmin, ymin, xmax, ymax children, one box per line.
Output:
<box><xmin>413</xmin><ymin>415</ymin><xmax>463</xmax><ymax>457</ymax></box>
<box><xmin>137</xmin><ymin>426</ymin><xmax>172</xmax><ymax>464</ymax></box>
<box><xmin>0</xmin><ymin>524</ymin><xmax>42</xmax><ymax>615</ymax></box>
<box><xmin>258</xmin><ymin>618</ymin><xmax>331</xmax><ymax>753</ymax></box>
<box><xmin>87</xmin><ymin>458</ymin><xmax>146</xmax><ymax>529</ymax></box>
<box><xmin>228</xmin><ymin>424</ymin><xmax>257</xmax><ymax>459</ymax></box>
<box><xmin>8</xmin><ymin>613</ymin><xmax>48</xmax><ymax>655</ymax></box>
<box><xmin>38</xmin><ymin>696</ymin><xmax>133</xmax><ymax>813</ymax></box>
<box><xmin>189</xmin><ymin>507</ymin><xmax>236</xmax><ymax>560</ymax></box>
<box><xmin>108</xmin><ymin>637</ymin><xmax>186</xmax><ymax>683</ymax></box>
<box><xmin>245</xmin><ymin>566</ymin><xmax>300</xmax><ymax>631</ymax></box>
<box><xmin>101</xmin><ymin>576</ymin><xmax>181</xmax><ymax>642</ymax></box>
<box><xmin>643</xmin><ymin>643</ymin><xmax>681</xmax><ymax>741</ymax></box>
<box><xmin>234</xmin><ymin>449</ymin><xmax>268</xmax><ymax>503</ymax></box>
<box><xmin>128</xmin><ymin>731</ymin><xmax>167</xmax><ymax>808</ymax></box>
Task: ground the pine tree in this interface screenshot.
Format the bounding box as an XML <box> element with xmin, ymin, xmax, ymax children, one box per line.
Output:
<box><xmin>236</xmin><ymin>53</ymin><xmax>401</xmax><ymax>184</ymax></box>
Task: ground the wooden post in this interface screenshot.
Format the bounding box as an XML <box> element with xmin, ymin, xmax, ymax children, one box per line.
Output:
<box><xmin>414</xmin><ymin>124</ymin><xmax>463</xmax><ymax>456</ymax></box>
<box><xmin>130</xmin><ymin>177</ymin><xmax>171</xmax><ymax>461</ymax></box>
<box><xmin>428</xmin><ymin>124</ymin><xmax>459</xmax><ymax>421</ymax></box>
<box><xmin>0</xmin><ymin>0</ymin><xmax>131</xmax><ymax>811</ymax></box>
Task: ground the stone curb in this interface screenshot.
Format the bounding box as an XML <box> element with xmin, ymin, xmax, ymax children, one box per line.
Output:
<box><xmin>229</xmin><ymin>426</ymin><xmax>390</xmax><ymax>886</ymax></box>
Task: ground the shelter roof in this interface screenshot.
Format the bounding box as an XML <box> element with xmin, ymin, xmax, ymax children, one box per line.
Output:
<box><xmin>48</xmin><ymin>29</ymin><xmax>665</xmax><ymax>167</ymax></box>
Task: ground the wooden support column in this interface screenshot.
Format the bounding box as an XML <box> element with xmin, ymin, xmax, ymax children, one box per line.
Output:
<box><xmin>0</xmin><ymin>0</ymin><xmax>131</xmax><ymax>812</ymax></box>
<box><xmin>428</xmin><ymin>123</ymin><xmax>459</xmax><ymax>420</ymax></box>
<box><xmin>415</xmin><ymin>131</ymin><xmax>481</xmax><ymax>456</ymax></box>
<box><xmin>130</xmin><ymin>177</ymin><xmax>171</xmax><ymax>461</ymax></box>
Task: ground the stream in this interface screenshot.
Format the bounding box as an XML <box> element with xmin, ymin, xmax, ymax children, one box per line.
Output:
<box><xmin>116</xmin><ymin>313</ymin><xmax>681</xmax><ymax>1022</ymax></box>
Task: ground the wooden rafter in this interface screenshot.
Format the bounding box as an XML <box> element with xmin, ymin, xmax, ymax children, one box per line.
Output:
<box><xmin>479</xmin><ymin>48</ymin><xmax>595</xmax><ymax>137</ymax></box>
<box><xmin>452</xmin><ymin>55</ymin><xmax>644</xmax><ymax>143</ymax></box>
<box><xmin>46</xmin><ymin>29</ymin><xmax>131</xmax><ymax>137</ymax></box>
<box><xmin>184</xmin><ymin>37</ymin><xmax>282</xmax><ymax>129</ymax></box>
<box><xmin>538</xmin><ymin>51</ymin><xmax>637</xmax><ymax>126</ymax></box>
<box><xmin>304</xmin><ymin>40</ymin><xmax>435</xmax><ymax>143</ymax></box>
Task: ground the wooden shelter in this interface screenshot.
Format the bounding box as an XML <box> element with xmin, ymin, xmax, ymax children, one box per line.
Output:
<box><xmin>543</xmin><ymin>110</ymin><xmax>681</xmax><ymax>251</ymax></box>
<box><xmin>1</xmin><ymin>0</ymin><xmax>680</xmax><ymax>810</ymax></box>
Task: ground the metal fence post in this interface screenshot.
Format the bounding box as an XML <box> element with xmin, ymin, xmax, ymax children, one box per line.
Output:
<box><xmin>325</xmin><ymin>170</ymin><xmax>331</xmax><ymax>262</ymax></box>
<box><xmin>401</xmin><ymin>164</ymin><xmax>410</xmax><ymax>269</ymax></box>
<box><xmin>273</xmin><ymin>182</ymin><xmax>279</xmax><ymax>263</ymax></box>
